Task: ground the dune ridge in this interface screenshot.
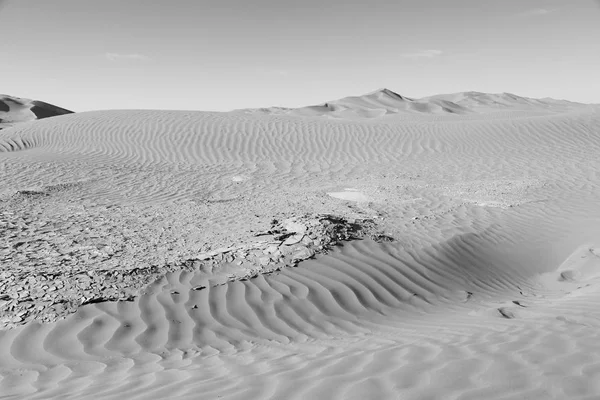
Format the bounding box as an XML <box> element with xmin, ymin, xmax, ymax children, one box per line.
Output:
<box><xmin>0</xmin><ymin>94</ymin><xmax>73</xmax><ymax>130</ymax></box>
<box><xmin>238</xmin><ymin>88</ymin><xmax>590</xmax><ymax>120</ymax></box>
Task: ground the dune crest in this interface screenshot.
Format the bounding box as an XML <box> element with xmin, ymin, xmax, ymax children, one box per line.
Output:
<box><xmin>0</xmin><ymin>94</ymin><xmax>73</xmax><ymax>130</ymax></box>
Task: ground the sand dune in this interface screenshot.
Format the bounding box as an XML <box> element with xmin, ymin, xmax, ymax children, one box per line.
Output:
<box><xmin>238</xmin><ymin>88</ymin><xmax>589</xmax><ymax>120</ymax></box>
<box><xmin>1</xmin><ymin>90</ymin><xmax>600</xmax><ymax>398</ymax></box>
<box><xmin>0</xmin><ymin>94</ymin><xmax>73</xmax><ymax>130</ymax></box>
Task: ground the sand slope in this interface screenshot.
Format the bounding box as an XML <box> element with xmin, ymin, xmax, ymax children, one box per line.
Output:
<box><xmin>1</xmin><ymin>91</ymin><xmax>600</xmax><ymax>398</ymax></box>
<box><xmin>0</xmin><ymin>94</ymin><xmax>73</xmax><ymax>130</ymax></box>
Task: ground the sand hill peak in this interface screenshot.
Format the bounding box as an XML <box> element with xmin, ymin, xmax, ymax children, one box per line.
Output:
<box><xmin>0</xmin><ymin>94</ymin><xmax>73</xmax><ymax>130</ymax></box>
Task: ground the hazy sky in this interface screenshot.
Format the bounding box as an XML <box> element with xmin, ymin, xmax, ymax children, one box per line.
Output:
<box><xmin>1</xmin><ymin>0</ymin><xmax>599</xmax><ymax>111</ymax></box>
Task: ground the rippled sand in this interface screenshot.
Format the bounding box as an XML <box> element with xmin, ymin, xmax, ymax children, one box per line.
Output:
<box><xmin>1</xmin><ymin>90</ymin><xmax>600</xmax><ymax>399</ymax></box>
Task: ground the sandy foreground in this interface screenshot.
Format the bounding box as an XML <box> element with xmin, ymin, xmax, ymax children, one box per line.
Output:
<box><xmin>1</xmin><ymin>90</ymin><xmax>600</xmax><ymax>399</ymax></box>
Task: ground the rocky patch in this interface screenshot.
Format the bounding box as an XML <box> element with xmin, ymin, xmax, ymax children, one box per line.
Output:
<box><xmin>1</xmin><ymin>196</ymin><xmax>392</xmax><ymax>329</ymax></box>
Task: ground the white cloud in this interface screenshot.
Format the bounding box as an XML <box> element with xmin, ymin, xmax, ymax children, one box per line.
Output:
<box><xmin>518</xmin><ymin>8</ymin><xmax>557</xmax><ymax>17</ymax></box>
<box><xmin>105</xmin><ymin>52</ymin><xmax>150</xmax><ymax>61</ymax></box>
<box><xmin>401</xmin><ymin>49</ymin><xmax>443</xmax><ymax>59</ymax></box>
<box><xmin>254</xmin><ymin>67</ymin><xmax>291</xmax><ymax>77</ymax></box>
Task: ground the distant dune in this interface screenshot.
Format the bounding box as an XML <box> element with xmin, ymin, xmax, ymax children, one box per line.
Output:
<box><xmin>0</xmin><ymin>94</ymin><xmax>73</xmax><ymax>130</ymax></box>
<box><xmin>237</xmin><ymin>88</ymin><xmax>588</xmax><ymax>119</ymax></box>
<box><xmin>1</xmin><ymin>89</ymin><xmax>600</xmax><ymax>399</ymax></box>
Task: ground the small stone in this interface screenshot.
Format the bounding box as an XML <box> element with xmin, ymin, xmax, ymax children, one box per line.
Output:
<box><xmin>258</xmin><ymin>256</ymin><xmax>271</xmax><ymax>266</ymax></box>
<box><xmin>79</xmin><ymin>281</ymin><xmax>90</xmax><ymax>289</ymax></box>
<box><xmin>282</xmin><ymin>221</ymin><xmax>307</xmax><ymax>234</ymax></box>
<box><xmin>283</xmin><ymin>234</ymin><xmax>304</xmax><ymax>246</ymax></box>
<box><xmin>301</xmin><ymin>235</ymin><xmax>313</xmax><ymax>246</ymax></box>
<box><xmin>291</xmin><ymin>247</ymin><xmax>315</xmax><ymax>262</ymax></box>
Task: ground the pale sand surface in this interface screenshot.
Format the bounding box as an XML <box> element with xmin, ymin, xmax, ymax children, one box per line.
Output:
<box><xmin>1</xmin><ymin>90</ymin><xmax>600</xmax><ymax>398</ymax></box>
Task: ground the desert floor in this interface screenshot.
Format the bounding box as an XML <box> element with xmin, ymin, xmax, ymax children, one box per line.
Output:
<box><xmin>1</xmin><ymin>91</ymin><xmax>600</xmax><ymax>399</ymax></box>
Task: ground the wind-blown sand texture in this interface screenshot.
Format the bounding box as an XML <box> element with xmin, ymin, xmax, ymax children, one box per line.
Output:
<box><xmin>1</xmin><ymin>89</ymin><xmax>600</xmax><ymax>399</ymax></box>
<box><xmin>0</xmin><ymin>95</ymin><xmax>73</xmax><ymax>131</ymax></box>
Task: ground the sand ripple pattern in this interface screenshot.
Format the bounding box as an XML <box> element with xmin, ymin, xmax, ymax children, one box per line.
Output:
<box><xmin>2</xmin><ymin>233</ymin><xmax>600</xmax><ymax>399</ymax></box>
<box><xmin>1</xmin><ymin>109</ymin><xmax>599</xmax><ymax>199</ymax></box>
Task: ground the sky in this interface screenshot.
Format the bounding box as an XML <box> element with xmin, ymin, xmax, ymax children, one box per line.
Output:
<box><xmin>1</xmin><ymin>0</ymin><xmax>599</xmax><ymax>111</ymax></box>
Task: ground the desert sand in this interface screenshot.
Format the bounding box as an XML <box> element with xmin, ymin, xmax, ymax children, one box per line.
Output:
<box><xmin>1</xmin><ymin>88</ymin><xmax>600</xmax><ymax>399</ymax></box>
<box><xmin>0</xmin><ymin>95</ymin><xmax>73</xmax><ymax>131</ymax></box>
